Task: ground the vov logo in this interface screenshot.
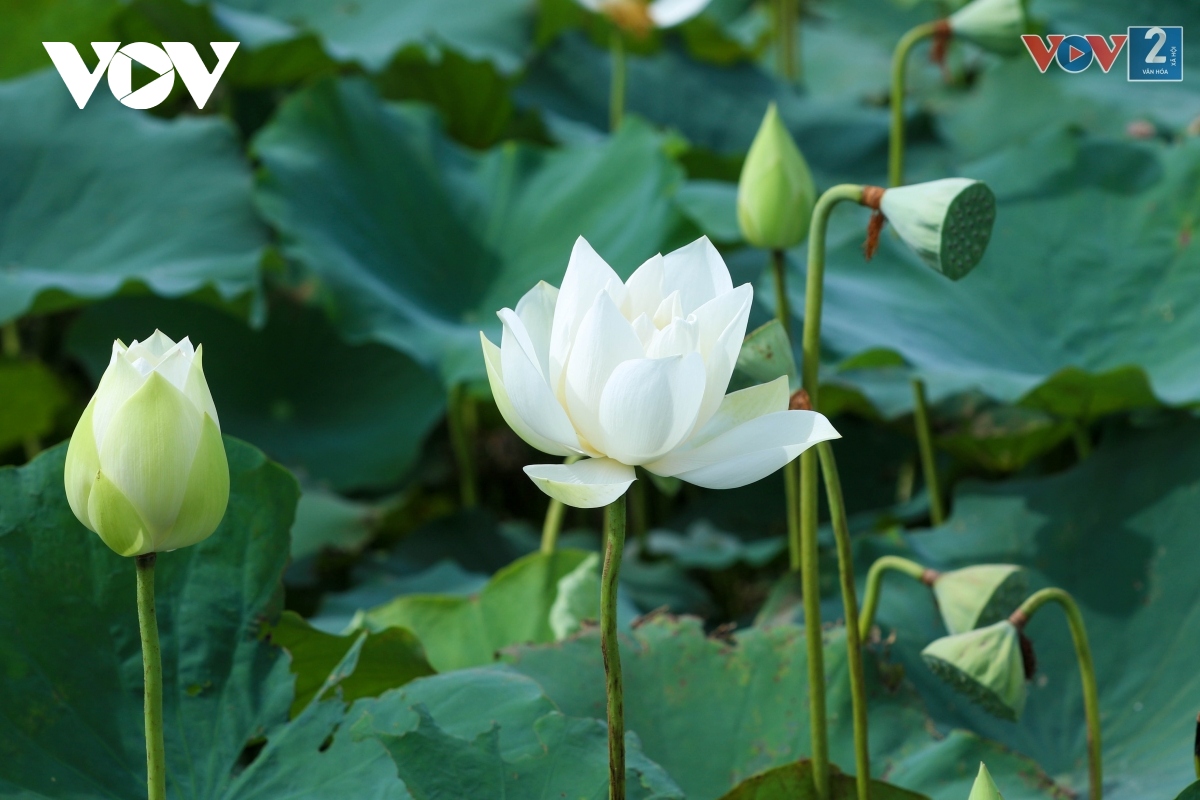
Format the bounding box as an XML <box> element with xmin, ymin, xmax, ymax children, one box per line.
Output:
<box><xmin>42</xmin><ymin>42</ymin><xmax>239</xmax><ymax>110</ymax></box>
<box><xmin>1021</xmin><ymin>27</ymin><xmax>1183</xmax><ymax>81</ymax></box>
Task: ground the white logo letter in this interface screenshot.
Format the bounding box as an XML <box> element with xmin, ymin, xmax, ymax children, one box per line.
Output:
<box><xmin>42</xmin><ymin>42</ymin><xmax>120</xmax><ymax>108</ymax></box>
<box><xmin>163</xmin><ymin>42</ymin><xmax>239</xmax><ymax>109</ymax></box>
<box><xmin>107</xmin><ymin>42</ymin><xmax>175</xmax><ymax>109</ymax></box>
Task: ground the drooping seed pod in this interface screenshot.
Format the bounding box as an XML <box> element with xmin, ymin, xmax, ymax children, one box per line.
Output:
<box><xmin>879</xmin><ymin>178</ymin><xmax>997</xmax><ymax>280</ymax></box>
<box><xmin>933</xmin><ymin>564</ymin><xmax>1028</xmax><ymax>635</ymax></box>
<box><xmin>948</xmin><ymin>0</ymin><xmax>1029</xmax><ymax>56</ymax></box>
<box><xmin>922</xmin><ymin>619</ymin><xmax>1028</xmax><ymax>721</ymax></box>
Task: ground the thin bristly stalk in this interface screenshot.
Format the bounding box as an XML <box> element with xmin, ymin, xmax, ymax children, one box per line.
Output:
<box><xmin>136</xmin><ymin>554</ymin><xmax>166</xmax><ymax>800</ymax></box>
<box><xmin>889</xmin><ymin>21</ymin><xmax>939</xmax><ymax>187</ymax></box>
<box><xmin>911</xmin><ymin>377</ymin><xmax>945</xmax><ymax>525</ymax></box>
<box><xmin>601</xmin><ymin>494</ymin><xmax>628</xmax><ymax>800</ymax></box>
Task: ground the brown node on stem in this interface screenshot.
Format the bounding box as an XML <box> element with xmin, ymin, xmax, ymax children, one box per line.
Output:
<box><xmin>930</xmin><ymin>18</ymin><xmax>953</xmax><ymax>69</ymax></box>
<box><xmin>1018</xmin><ymin>632</ymin><xmax>1037</xmax><ymax>680</ymax></box>
<box><xmin>920</xmin><ymin>568</ymin><xmax>941</xmax><ymax>586</ymax></box>
<box><xmin>860</xmin><ymin>185</ymin><xmax>887</xmax><ymax>261</ymax></box>
<box><xmin>603</xmin><ymin>0</ymin><xmax>654</xmax><ymax>38</ymax></box>
<box><xmin>1007</xmin><ymin>608</ymin><xmax>1029</xmax><ymax>630</ymax></box>
<box><xmin>789</xmin><ymin>388</ymin><xmax>812</xmax><ymax>411</ymax></box>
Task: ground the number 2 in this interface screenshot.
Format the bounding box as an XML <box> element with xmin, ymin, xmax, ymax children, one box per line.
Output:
<box><xmin>1144</xmin><ymin>27</ymin><xmax>1167</xmax><ymax>63</ymax></box>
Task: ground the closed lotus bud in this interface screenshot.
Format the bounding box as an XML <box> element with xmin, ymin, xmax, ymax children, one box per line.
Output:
<box><xmin>933</xmin><ymin>564</ymin><xmax>1028</xmax><ymax>635</ymax></box>
<box><xmin>879</xmin><ymin>178</ymin><xmax>996</xmax><ymax>280</ymax></box>
<box><xmin>737</xmin><ymin>103</ymin><xmax>817</xmax><ymax>250</ymax></box>
<box><xmin>922</xmin><ymin>619</ymin><xmax>1027</xmax><ymax>721</ymax></box>
<box><xmin>64</xmin><ymin>331</ymin><xmax>229</xmax><ymax>557</ymax></box>
<box><xmin>968</xmin><ymin>763</ymin><xmax>1005</xmax><ymax>800</ymax></box>
<box><xmin>948</xmin><ymin>0</ymin><xmax>1029</xmax><ymax>56</ymax></box>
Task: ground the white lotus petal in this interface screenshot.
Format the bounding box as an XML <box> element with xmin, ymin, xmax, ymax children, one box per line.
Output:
<box><xmin>92</xmin><ymin>347</ymin><xmax>150</xmax><ymax>450</ymax></box>
<box><xmin>653</xmin><ymin>291</ymin><xmax>684</xmax><ymax>328</ymax></box>
<box><xmin>153</xmin><ymin>339</ymin><xmax>194</xmax><ymax>391</ymax></box>
<box><xmin>649</xmin><ymin>0</ymin><xmax>712</xmax><ymax>27</ymax></box>
<box><xmin>549</xmin><ymin>237</ymin><xmax>623</xmax><ymax>393</ymax></box>
<box><xmin>646</xmin><ymin>316</ymin><xmax>700</xmax><ymax>358</ymax></box>
<box><xmin>482</xmin><ymin>334</ymin><xmax>573</xmax><ymax>457</ymax></box>
<box><xmin>662</xmin><ymin>236</ymin><xmax>733</xmax><ymax>315</ymax></box>
<box><xmin>631</xmin><ymin>313</ymin><xmax>657</xmax><ymax>349</ymax></box>
<box><xmin>564</xmin><ymin>291</ymin><xmax>644</xmax><ymax>452</ymax></box>
<box><xmin>182</xmin><ymin>345</ymin><xmax>220</xmax><ymax>430</ymax></box>
<box><xmin>599</xmin><ymin>353</ymin><xmax>706</xmax><ymax>464</ymax></box>
<box><xmin>626</xmin><ymin>253</ymin><xmax>665</xmax><ymax>320</ymax></box>
<box><xmin>127</xmin><ymin>329</ymin><xmax>178</xmax><ymax>363</ymax></box>
<box><xmin>515</xmin><ymin>281</ymin><xmax>559</xmax><ymax>379</ymax></box>
<box><xmin>524</xmin><ymin>458</ymin><xmax>636</xmax><ymax>509</ymax></box>
<box><xmin>689</xmin><ymin>284</ymin><xmax>753</xmax><ymax>430</ymax></box>
<box><xmin>499</xmin><ymin>311</ymin><xmax>583</xmax><ymax>453</ymax></box>
<box><xmin>686</xmin><ymin>377</ymin><xmax>789</xmax><ymax>449</ymax></box>
<box><xmin>647</xmin><ymin>406</ymin><xmax>838</xmax><ymax>488</ymax></box>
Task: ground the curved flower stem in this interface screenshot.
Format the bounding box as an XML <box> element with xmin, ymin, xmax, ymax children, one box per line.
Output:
<box><xmin>771</xmin><ymin>249</ymin><xmax>803</xmax><ymax>572</ymax></box>
<box><xmin>447</xmin><ymin>384</ymin><xmax>478</xmax><ymax>508</ymax></box>
<box><xmin>911</xmin><ymin>378</ymin><xmax>945</xmax><ymax>525</ymax></box>
<box><xmin>776</xmin><ymin>0</ymin><xmax>798</xmax><ymax>82</ymax></box>
<box><xmin>800</xmin><ymin>183</ymin><xmax>865</xmax><ymax>800</ymax></box>
<box><xmin>602</xmin><ymin>493</ymin><xmax>628</xmax><ymax>800</ymax></box>
<box><xmin>858</xmin><ymin>555</ymin><xmax>930</xmax><ymax>641</ymax></box>
<box><xmin>889</xmin><ymin>21</ymin><xmax>939</xmax><ymax>187</ymax></box>
<box><xmin>817</xmin><ymin>441</ymin><xmax>869</xmax><ymax>800</ymax></box>
<box><xmin>136</xmin><ymin>554</ymin><xmax>166</xmax><ymax>800</ymax></box>
<box><xmin>610</xmin><ymin>30</ymin><xmax>626</xmax><ymax>132</ymax></box>
<box><xmin>1015</xmin><ymin>588</ymin><xmax>1102</xmax><ymax>800</ymax></box>
<box><xmin>541</xmin><ymin>454</ymin><xmax>582</xmax><ymax>554</ymax></box>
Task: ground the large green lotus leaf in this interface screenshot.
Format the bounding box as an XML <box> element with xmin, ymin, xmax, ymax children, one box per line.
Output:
<box><xmin>0</xmin><ymin>70</ymin><xmax>265</xmax><ymax>324</ymax></box>
<box><xmin>253</xmin><ymin>77</ymin><xmax>685</xmax><ymax>384</ymax></box>
<box><xmin>289</xmin><ymin>488</ymin><xmax>381</xmax><ymax>561</ymax></box>
<box><xmin>268</xmin><ymin>610</ymin><xmax>434</xmax><ymax>717</ymax></box>
<box><xmin>0</xmin><ymin>437</ymin><xmax>410</xmax><ymax>798</ymax></box>
<box><xmin>0</xmin><ymin>0</ymin><xmax>121</xmax><ymax>79</ymax></box>
<box><xmin>503</xmin><ymin>616</ymin><xmax>1062</xmax><ymax>799</ymax></box>
<box><xmin>210</xmin><ymin>0</ymin><xmax>533</xmax><ymax>74</ymax></box>
<box><xmin>870</xmin><ymin>419</ymin><xmax>1200</xmax><ymax>798</ymax></box>
<box><xmin>802</xmin><ymin>135</ymin><xmax>1200</xmax><ymax>419</ymax></box>
<box><xmin>66</xmin><ymin>295</ymin><xmax>445</xmax><ymax>492</ymax></box>
<box><xmin>357</xmin><ymin>549</ymin><xmax>592</xmax><ymax>671</ymax></box>
<box><xmin>346</xmin><ymin>666</ymin><xmax>683</xmax><ymax>798</ymax></box>
<box><xmin>0</xmin><ymin>357</ymin><xmax>72</xmax><ymax>452</ymax></box>
<box><xmin>520</xmin><ymin>33</ymin><xmax>889</xmax><ymax>173</ymax></box>
<box><xmin>717</xmin><ymin>759</ymin><xmax>926</xmax><ymax>800</ymax></box>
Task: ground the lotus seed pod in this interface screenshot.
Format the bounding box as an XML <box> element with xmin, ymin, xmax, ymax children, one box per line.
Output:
<box><xmin>933</xmin><ymin>564</ymin><xmax>1028</xmax><ymax>635</ymax></box>
<box><xmin>737</xmin><ymin>103</ymin><xmax>817</xmax><ymax>250</ymax></box>
<box><xmin>64</xmin><ymin>332</ymin><xmax>229</xmax><ymax>557</ymax></box>
<box><xmin>968</xmin><ymin>763</ymin><xmax>1005</xmax><ymax>800</ymax></box>
<box><xmin>922</xmin><ymin>620</ymin><xmax>1027</xmax><ymax>721</ymax></box>
<box><xmin>879</xmin><ymin>178</ymin><xmax>996</xmax><ymax>280</ymax></box>
<box><xmin>948</xmin><ymin>0</ymin><xmax>1028</xmax><ymax>56</ymax></box>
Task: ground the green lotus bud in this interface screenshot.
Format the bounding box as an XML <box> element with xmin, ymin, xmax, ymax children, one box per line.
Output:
<box><xmin>933</xmin><ymin>564</ymin><xmax>1028</xmax><ymax>635</ymax></box>
<box><xmin>968</xmin><ymin>763</ymin><xmax>1004</xmax><ymax>800</ymax></box>
<box><xmin>737</xmin><ymin>103</ymin><xmax>817</xmax><ymax>250</ymax></box>
<box><xmin>948</xmin><ymin>0</ymin><xmax>1028</xmax><ymax>56</ymax></box>
<box><xmin>922</xmin><ymin>620</ymin><xmax>1027</xmax><ymax>721</ymax></box>
<box><xmin>64</xmin><ymin>331</ymin><xmax>229</xmax><ymax>557</ymax></box>
<box><xmin>879</xmin><ymin>178</ymin><xmax>996</xmax><ymax>280</ymax></box>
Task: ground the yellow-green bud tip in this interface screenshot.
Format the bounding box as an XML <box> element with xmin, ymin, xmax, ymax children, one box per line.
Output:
<box><xmin>737</xmin><ymin>102</ymin><xmax>816</xmax><ymax>250</ymax></box>
<box><xmin>968</xmin><ymin>762</ymin><xmax>1004</xmax><ymax>800</ymax></box>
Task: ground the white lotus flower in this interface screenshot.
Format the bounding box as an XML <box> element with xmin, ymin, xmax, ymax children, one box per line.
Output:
<box><xmin>64</xmin><ymin>331</ymin><xmax>229</xmax><ymax>556</ymax></box>
<box><xmin>577</xmin><ymin>0</ymin><xmax>712</xmax><ymax>34</ymax></box>
<box><xmin>481</xmin><ymin>236</ymin><xmax>840</xmax><ymax>508</ymax></box>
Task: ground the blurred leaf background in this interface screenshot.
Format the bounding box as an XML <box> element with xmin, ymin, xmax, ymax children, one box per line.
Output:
<box><xmin>1</xmin><ymin>0</ymin><xmax>1199</xmax><ymax>797</ymax></box>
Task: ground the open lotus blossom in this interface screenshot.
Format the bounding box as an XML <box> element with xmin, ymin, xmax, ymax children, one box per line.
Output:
<box><xmin>481</xmin><ymin>236</ymin><xmax>840</xmax><ymax>508</ymax></box>
<box><xmin>576</xmin><ymin>0</ymin><xmax>712</xmax><ymax>35</ymax></box>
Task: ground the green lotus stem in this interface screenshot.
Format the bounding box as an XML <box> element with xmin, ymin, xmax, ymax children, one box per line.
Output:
<box><xmin>911</xmin><ymin>378</ymin><xmax>945</xmax><ymax>525</ymax></box>
<box><xmin>541</xmin><ymin>454</ymin><xmax>582</xmax><ymax>553</ymax></box>
<box><xmin>776</xmin><ymin>0</ymin><xmax>799</xmax><ymax>81</ymax></box>
<box><xmin>800</xmin><ymin>183</ymin><xmax>864</xmax><ymax>800</ymax></box>
<box><xmin>610</xmin><ymin>30</ymin><xmax>626</xmax><ymax>132</ymax></box>
<box><xmin>858</xmin><ymin>555</ymin><xmax>929</xmax><ymax>640</ymax></box>
<box><xmin>1194</xmin><ymin>712</ymin><xmax>1200</xmax><ymax>779</ymax></box>
<box><xmin>817</xmin><ymin>441</ymin><xmax>869</xmax><ymax>800</ymax></box>
<box><xmin>770</xmin><ymin>249</ymin><xmax>803</xmax><ymax>571</ymax></box>
<box><xmin>1015</xmin><ymin>588</ymin><xmax>1102</xmax><ymax>800</ymax></box>
<box><xmin>447</xmin><ymin>384</ymin><xmax>478</xmax><ymax>508</ymax></box>
<box><xmin>629</xmin><ymin>474</ymin><xmax>648</xmax><ymax>550</ymax></box>
<box><xmin>2</xmin><ymin>321</ymin><xmax>18</xmax><ymax>357</ymax></box>
<box><xmin>601</xmin><ymin>493</ymin><xmax>628</xmax><ymax>800</ymax></box>
<box><xmin>136</xmin><ymin>554</ymin><xmax>166</xmax><ymax>800</ymax></box>
<box><xmin>1073</xmin><ymin>423</ymin><xmax>1092</xmax><ymax>460</ymax></box>
<box><xmin>890</xmin><ymin>21</ymin><xmax>940</xmax><ymax>187</ymax></box>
